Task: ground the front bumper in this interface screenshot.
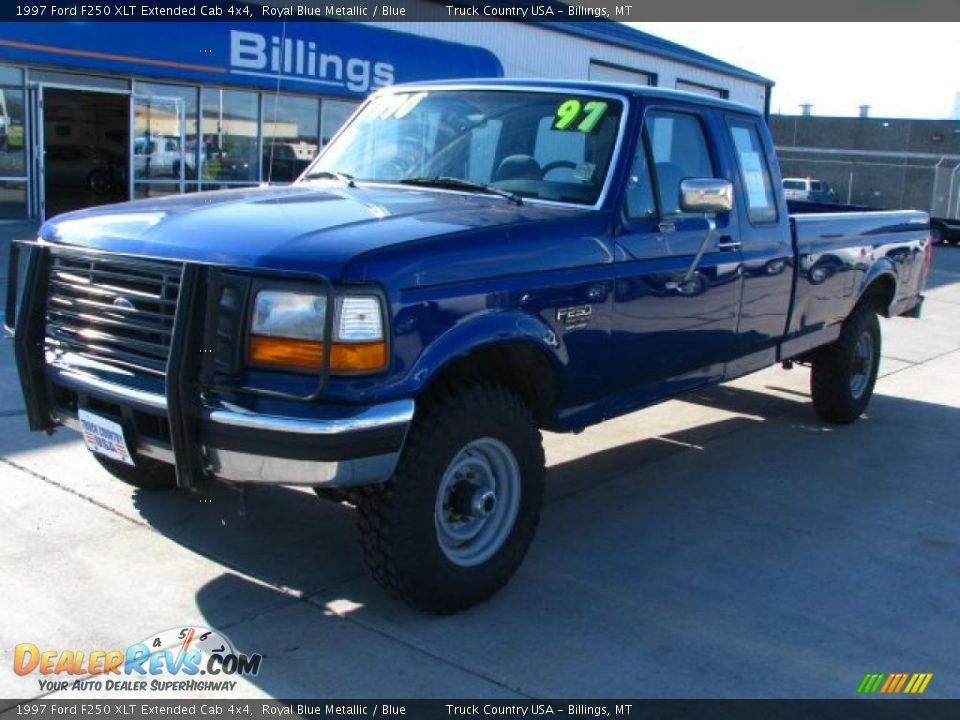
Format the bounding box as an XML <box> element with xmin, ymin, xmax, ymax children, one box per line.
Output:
<box><xmin>49</xmin><ymin>364</ymin><xmax>414</xmax><ymax>486</ymax></box>
<box><xmin>8</xmin><ymin>240</ymin><xmax>413</xmax><ymax>489</ymax></box>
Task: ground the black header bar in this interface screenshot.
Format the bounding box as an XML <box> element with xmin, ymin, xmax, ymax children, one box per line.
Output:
<box><xmin>3</xmin><ymin>700</ymin><xmax>960</xmax><ymax>720</ymax></box>
<box><xmin>3</xmin><ymin>0</ymin><xmax>960</xmax><ymax>22</ymax></box>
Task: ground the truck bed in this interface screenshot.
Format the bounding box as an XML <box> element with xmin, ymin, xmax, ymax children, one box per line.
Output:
<box><xmin>785</xmin><ymin>208</ymin><xmax>929</xmax><ymax>354</ymax></box>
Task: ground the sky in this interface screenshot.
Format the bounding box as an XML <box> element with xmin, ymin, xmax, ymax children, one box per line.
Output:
<box><xmin>631</xmin><ymin>23</ymin><xmax>960</xmax><ymax>119</ymax></box>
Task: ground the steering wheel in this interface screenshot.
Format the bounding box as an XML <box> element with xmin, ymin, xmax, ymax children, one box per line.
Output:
<box><xmin>540</xmin><ymin>160</ymin><xmax>579</xmax><ymax>179</ymax></box>
<box><xmin>373</xmin><ymin>138</ymin><xmax>423</xmax><ymax>181</ymax></box>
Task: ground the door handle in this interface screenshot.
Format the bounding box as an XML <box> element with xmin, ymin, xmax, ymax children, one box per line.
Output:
<box><xmin>716</xmin><ymin>237</ymin><xmax>742</xmax><ymax>251</ymax></box>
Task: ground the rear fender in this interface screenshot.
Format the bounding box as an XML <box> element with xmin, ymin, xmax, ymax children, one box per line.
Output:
<box><xmin>856</xmin><ymin>259</ymin><xmax>898</xmax><ymax>316</ymax></box>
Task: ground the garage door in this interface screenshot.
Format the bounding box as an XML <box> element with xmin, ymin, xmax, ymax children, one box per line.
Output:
<box><xmin>588</xmin><ymin>61</ymin><xmax>653</xmax><ymax>86</ymax></box>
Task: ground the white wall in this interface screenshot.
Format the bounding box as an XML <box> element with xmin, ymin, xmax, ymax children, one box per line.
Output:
<box><xmin>372</xmin><ymin>22</ymin><xmax>768</xmax><ymax>112</ymax></box>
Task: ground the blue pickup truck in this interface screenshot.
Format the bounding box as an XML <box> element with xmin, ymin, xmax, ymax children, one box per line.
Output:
<box><xmin>7</xmin><ymin>80</ymin><xmax>932</xmax><ymax>612</ymax></box>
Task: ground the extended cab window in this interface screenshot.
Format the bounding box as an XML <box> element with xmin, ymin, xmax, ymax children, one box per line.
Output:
<box><xmin>645</xmin><ymin>111</ymin><xmax>715</xmax><ymax>215</ymax></box>
<box><xmin>728</xmin><ymin>118</ymin><xmax>778</xmax><ymax>224</ymax></box>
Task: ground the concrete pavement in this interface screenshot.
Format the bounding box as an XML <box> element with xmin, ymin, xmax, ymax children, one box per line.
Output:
<box><xmin>1</xmin><ymin>223</ymin><xmax>958</xmax><ymax>699</ymax></box>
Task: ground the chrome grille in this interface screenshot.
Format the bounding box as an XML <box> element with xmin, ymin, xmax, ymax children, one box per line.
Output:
<box><xmin>45</xmin><ymin>252</ymin><xmax>182</xmax><ymax>376</ymax></box>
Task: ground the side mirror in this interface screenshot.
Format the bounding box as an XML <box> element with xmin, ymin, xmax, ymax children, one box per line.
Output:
<box><xmin>680</xmin><ymin>178</ymin><xmax>734</xmax><ymax>215</ymax></box>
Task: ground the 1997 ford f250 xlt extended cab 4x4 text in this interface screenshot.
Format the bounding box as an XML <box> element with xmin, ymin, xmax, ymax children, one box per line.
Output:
<box><xmin>6</xmin><ymin>80</ymin><xmax>932</xmax><ymax>613</ymax></box>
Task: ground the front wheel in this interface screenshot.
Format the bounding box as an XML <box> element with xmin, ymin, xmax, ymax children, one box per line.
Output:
<box><xmin>810</xmin><ymin>303</ymin><xmax>881</xmax><ymax>424</ymax></box>
<box><xmin>356</xmin><ymin>383</ymin><xmax>545</xmax><ymax>614</ymax></box>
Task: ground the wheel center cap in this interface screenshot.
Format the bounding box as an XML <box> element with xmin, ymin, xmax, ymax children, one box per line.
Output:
<box><xmin>472</xmin><ymin>489</ymin><xmax>497</xmax><ymax>518</ymax></box>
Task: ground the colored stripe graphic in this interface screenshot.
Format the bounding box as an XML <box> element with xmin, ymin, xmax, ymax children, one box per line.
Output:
<box><xmin>904</xmin><ymin>673</ymin><xmax>933</xmax><ymax>694</ymax></box>
<box><xmin>857</xmin><ymin>672</ymin><xmax>932</xmax><ymax>694</ymax></box>
<box><xmin>858</xmin><ymin>673</ymin><xmax>886</xmax><ymax>694</ymax></box>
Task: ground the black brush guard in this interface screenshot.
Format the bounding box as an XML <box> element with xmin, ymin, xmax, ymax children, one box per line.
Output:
<box><xmin>5</xmin><ymin>240</ymin><xmax>336</xmax><ymax>490</ymax></box>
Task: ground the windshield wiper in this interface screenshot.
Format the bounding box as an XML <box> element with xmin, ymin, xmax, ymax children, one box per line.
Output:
<box><xmin>302</xmin><ymin>170</ymin><xmax>356</xmax><ymax>187</ymax></box>
<box><xmin>398</xmin><ymin>176</ymin><xmax>523</xmax><ymax>206</ymax></box>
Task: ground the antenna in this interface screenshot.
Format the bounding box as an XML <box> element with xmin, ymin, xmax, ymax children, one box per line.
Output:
<box><xmin>266</xmin><ymin>21</ymin><xmax>287</xmax><ymax>185</ymax></box>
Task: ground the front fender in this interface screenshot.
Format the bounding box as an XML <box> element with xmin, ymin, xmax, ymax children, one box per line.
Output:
<box><xmin>398</xmin><ymin>310</ymin><xmax>566</xmax><ymax>394</ymax></box>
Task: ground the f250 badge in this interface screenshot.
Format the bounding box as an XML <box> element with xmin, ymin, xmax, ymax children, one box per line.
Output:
<box><xmin>556</xmin><ymin>304</ymin><xmax>592</xmax><ymax>329</ymax></box>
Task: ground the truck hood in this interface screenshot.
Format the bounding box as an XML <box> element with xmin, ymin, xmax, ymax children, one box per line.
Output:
<box><xmin>39</xmin><ymin>184</ymin><xmax>591</xmax><ymax>279</ymax></box>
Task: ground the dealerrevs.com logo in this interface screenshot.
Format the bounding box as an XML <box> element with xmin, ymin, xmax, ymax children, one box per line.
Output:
<box><xmin>13</xmin><ymin>626</ymin><xmax>263</xmax><ymax>693</ymax></box>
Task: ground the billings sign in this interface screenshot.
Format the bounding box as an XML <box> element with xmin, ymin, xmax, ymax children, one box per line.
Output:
<box><xmin>230</xmin><ymin>30</ymin><xmax>395</xmax><ymax>93</ymax></box>
<box><xmin>0</xmin><ymin>22</ymin><xmax>503</xmax><ymax>99</ymax></box>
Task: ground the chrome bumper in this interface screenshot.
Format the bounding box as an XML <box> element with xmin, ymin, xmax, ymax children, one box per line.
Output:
<box><xmin>50</xmin><ymin>365</ymin><xmax>414</xmax><ymax>487</ymax></box>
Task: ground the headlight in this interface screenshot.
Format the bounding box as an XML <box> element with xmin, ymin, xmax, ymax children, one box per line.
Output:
<box><xmin>252</xmin><ymin>291</ymin><xmax>327</xmax><ymax>340</ymax></box>
<box><xmin>248</xmin><ymin>289</ymin><xmax>386</xmax><ymax>373</ymax></box>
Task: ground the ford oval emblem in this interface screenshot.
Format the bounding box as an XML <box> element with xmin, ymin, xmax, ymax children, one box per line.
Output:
<box><xmin>112</xmin><ymin>297</ymin><xmax>135</xmax><ymax>311</ymax></box>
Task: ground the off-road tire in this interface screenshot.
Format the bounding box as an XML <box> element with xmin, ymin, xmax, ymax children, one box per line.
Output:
<box><xmin>810</xmin><ymin>303</ymin><xmax>881</xmax><ymax>424</ymax></box>
<box><xmin>356</xmin><ymin>382</ymin><xmax>545</xmax><ymax>614</ymax></box>
<box><xmin>94</xmin><ymin>454</ymin><xmax>178</xmax><ymax>491</ymax></box>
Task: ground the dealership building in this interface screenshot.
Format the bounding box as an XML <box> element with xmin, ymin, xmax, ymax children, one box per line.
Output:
<box><xmin>0</xmin><ymin>20</ymin><xmax>772</xmax><ymax>220</ymax></box>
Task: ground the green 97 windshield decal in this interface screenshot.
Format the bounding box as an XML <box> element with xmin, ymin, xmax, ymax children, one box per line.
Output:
<box><xmin>553</xmin><ymin>99</ymin><xmax>610</xmax><ymax>132</ymax></box>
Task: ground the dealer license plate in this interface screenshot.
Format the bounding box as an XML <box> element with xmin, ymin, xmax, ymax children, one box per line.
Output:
<box><xmin>78</xmin><ymin>409</ymin><xmax>134</xmax><ymax>466</ymax></box>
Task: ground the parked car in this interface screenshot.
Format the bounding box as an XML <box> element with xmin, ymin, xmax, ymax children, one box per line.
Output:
<box><xmin>6</xmin><ymin>80</ymin><xmax>932</xmax><ymax>613</ymax></box>
<box><xmin>782</xmin><ymin>177</ymin><xmax>839</xmax><ymax>203</ymax></box>
<box><xmin>133</xmin><ymin>135</ymin><xmax>183</xmax><ymax>179</ymax></box>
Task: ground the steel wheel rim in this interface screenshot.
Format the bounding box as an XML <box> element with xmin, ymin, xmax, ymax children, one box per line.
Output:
<box><xmin>435</xmin><ymin>437</ymin><xmax>521</xmax><ymax>567</ymax></box>
<box><xmin>850</xmin><ymin>331</ymin><xmax>875</xmax><ymax>399</ymax></box>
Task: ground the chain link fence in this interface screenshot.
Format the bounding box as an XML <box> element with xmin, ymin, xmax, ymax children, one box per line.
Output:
<box><xmin>775</xmin><ymin>150</ymin><xmax>960</xmax><ymax>219</ymax></box>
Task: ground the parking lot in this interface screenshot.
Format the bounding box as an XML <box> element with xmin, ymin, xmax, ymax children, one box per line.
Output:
<box><xmin>1</xmin><ymin>221</ymin><xmax>958</xmax><ymax>700</ymax></box>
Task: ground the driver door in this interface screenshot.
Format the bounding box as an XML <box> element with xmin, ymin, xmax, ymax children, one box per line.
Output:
<box><xmin>611</xmin><ymin>106</ymin><xmax>743</xmax><ymax>406</ymax></box>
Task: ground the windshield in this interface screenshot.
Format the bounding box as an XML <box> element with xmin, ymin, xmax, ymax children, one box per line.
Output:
<box><xmin>302</xmin><ymin>89</ymin><xmax>625</xmax><ymax>206</ymax></box>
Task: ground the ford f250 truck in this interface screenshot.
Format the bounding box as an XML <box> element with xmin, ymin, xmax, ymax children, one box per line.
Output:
<box><xmin>6</xmin><ymin>80</ymin><xmax>932</xmax><ymax>613</ymax></box>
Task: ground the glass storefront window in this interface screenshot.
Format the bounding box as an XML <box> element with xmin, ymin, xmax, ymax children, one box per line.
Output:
<box><xmin>0</xmin><ymin>65</ymin><xmax>26</xmax><ymax>219</ymax></box>
<box><xmin>261</xmin><ymin>93</ymin><xmax>319</xmax><ymax>183</ymax></box>
<box><xmin>134</xmin><ymin>81</ymin><xmax>198</xmax><ymax>185</ymax></box>
<box><xmin>201</xmin><ymin>88</ymin><xmax>259</xmax><ymax>184</ymax></box>
<box><xmin>320</xmin><ymin>100</ymin><xmax>360</xmax><ymax>147</ymax></box>
<box><xmin>0</xmin><ymin>85</ymin><xmax>25</xmax><ymax>177</ymax></box>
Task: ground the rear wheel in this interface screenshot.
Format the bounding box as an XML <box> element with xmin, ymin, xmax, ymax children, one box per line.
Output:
<box><xmin>810</xmin><ymin>303</ymin><xmax>881</xmax><ymax>424</ymax></box>
<box><xmin>356</xmin><ymin>382</ymin><xmax>545</xmax><ymax>614</ymax></box>
<box><xmin>93</xmin><ymin>454</ymin><xmax>177</xmax><ymax>491</ymax></box>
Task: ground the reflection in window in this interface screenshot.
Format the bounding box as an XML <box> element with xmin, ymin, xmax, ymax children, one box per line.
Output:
<box><xmin>320</xmin><ymin>100</ymin><xmax>359</xmax><ymax>146</ymax></box>
<box><xmin>262</xmin><ymin>93</ymin><xmax>319</xmax><ymax>183</ymax></box>
<box><xmin>0</xmin><ymin>65</ymin><xmax>26</xmax><ymax>219</ymax></box>
<box><xmin>201</xmin><ymin>88</ymin><xmax>258</xmax><ymax>184</ymax></box>
<box><xmin>0</xmin><ymin>84</ymin><xmax>25</xmax><ymax>176</ymax></box>
<box><xmin>134</xmin><ymin>82</ymin><xmax>198</xmax><ymax>184</ymax></box>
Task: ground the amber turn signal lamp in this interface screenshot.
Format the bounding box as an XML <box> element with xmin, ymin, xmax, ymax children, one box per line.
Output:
<box><xmin>249</xmin><ymin>336</ymin><xmax>387</xmax><ymax>372</ymax></box>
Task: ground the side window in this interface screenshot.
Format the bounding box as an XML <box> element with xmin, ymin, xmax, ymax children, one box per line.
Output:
<box><xmin>728</xmin><ymin>118</ymin><xmax>777</xmax><ymax>224</ymax></box>
<box><xmin>625</xmin><ymin>140</ymin><xmax>656</xmax><ymax>220</ymax></box>
<box><xmin>645</xmin><ymin>111</ymin><xmax>714</xmax><ymax>215</ymax></box>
